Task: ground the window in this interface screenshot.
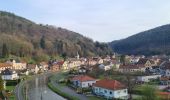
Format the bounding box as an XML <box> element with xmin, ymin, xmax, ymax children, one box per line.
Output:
<box><xmin>110</xmin><ymin>91</ymin><xmax>112</xmax><ymax>94</ymax></box>
<box><xmin>124</xmin><ymin>90</ymin><xmax>127</xmax><ymax>93</ymax></box>
<box><xmin>95</xmin><ymin>88</ymin><xmax>98</xmax><ymax>91</ymax></box>
<box><xmin>104</xmin><ymin>90</ymin><xmax>107</xmax><ymax>93</ymax></box>
<box><xmin>117</xmin><ymin>90</ymin><xmax>121</xmax><ymax>94</ymax></box>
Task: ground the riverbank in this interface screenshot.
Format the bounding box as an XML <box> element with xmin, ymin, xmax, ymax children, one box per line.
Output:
<box><xmin>15</xmin><ymin>72</ymin><xmax>66</xmax><ymax>100</ymax></box>
<box><xmin>47</xmin><ymin>71</ymin><xmax>104</xmax><ymax>100</ymax></box>
<box><xmin>48</xmin><ymin>72</ymin><xmax>80</xmax><ymax>100</ymax></box>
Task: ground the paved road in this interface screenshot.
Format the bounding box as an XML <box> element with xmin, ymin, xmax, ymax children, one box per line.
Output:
<box><xmin>15</xmin><ymin>80</ymin><xmax>26</xmax><ymax>100</ymax></box>
<box><xmin>51</xmin><ymin>73</ymin><xmax>88</xmax><ymax>100</ymax></box>
<box><xmin>15</xmin><ymin>73</ymin><xmax>66</xmax><ymax>100</ymax></box>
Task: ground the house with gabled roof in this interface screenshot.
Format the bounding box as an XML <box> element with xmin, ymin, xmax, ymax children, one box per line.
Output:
<box><xmin>118</xmin><ymin>64</ymin><xmax>146</xmax><ymax>73</ymax></box>
<box><xmin>136</xmin><ymin>58</ymin><xmax>155</xmax><ymax>68</ymax></box>
<box><xmin>6</xmin><ymin>59</ymin><xmax>27</xmax><ymax>70</ymax></box>
<box><xmin>71</xmin><ymin>75</ymin><xmax>97</xmax><ymax>88</ymax></box>
<box><xmin>161</xmin><ymin>62</ymin><xmax>170</xmax><ymax>77</ymax></box>
<box><xmin>92</xmin><ymin>79</ymin><xmax>128</xmax><ymax>99</ymax></box>
<box><xmin>1</xmin><ymin>69</ymin><xmax>19</xmax><ymax>80</ymax></box>
<box><xmin>0</xmin><ymin>63</ymin><xmax>12</xmax><ymax>71</ymax></box>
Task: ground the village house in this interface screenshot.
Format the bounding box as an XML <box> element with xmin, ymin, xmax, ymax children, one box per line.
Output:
<box><xmin>6</xmin><ymin>59</ymin><xmax>27</xmax><ymax>70</ymax></box>
<box><xmin>98</xmin><ymin>64</ymin><xmax>112</xmax><ymax>71</ymax></box>
<box><xmin>92</xmin><ymin>57</ymin><xmax>104</xmax><ymax>64</ymax></box>
<box><xmin>50</xmin><ymin>61</ymin><xmax>64</xmax><ymax>71</ymax></box>
<box><xmin>78</xmin><ymin>66</ymin><xmax>87</xmax><ymax>74</ymax></box>
<box><xmin>136</xmin><ymin>58</ymin><xmax>156</xmax><ymax>68</ymax></box>
<box><xmin>86</xmin><ymin>57</ymin><xmax>104</xmax><ymax>66</ymax></box>
<box><xmin>1</xmin><ymin>69</ymin><xmax>19</xmax><ymax>80</ymax></box>
<box><xmin>136</xmin><ymin>74</ymin><xmax>161</xmax><ymax>82</ymax></box>
<box><xmin>146</xmin><ymin>66</ymin><xmax>162</xmax><ymax>74</ymax></box>
<box><xmin>71</xmin><ymin>75</ymin><xmax>97</xmax><ymax>88</ymax></box>
<box><xmin>161</xmin><ymin>62</ymin><xmax>170</xmax><ymax>77</ymax></box>
<box><xmin>79</xmin><ymin>58</ymin><xmax>87</xmax><ymax>65</ymax></box>
<box><xmin>87</xmin><ymin>59</ymin><xmax>98</xmax><ymax>66</ymax></box>
<box><xmin>103</xmin><ymin>56</ymin><xmax>111</xmax><ymax>62</ymax></box>
<box><xmin>0</xmin><ymin>63</ymin><xmax>12</xmax><ymax>72</ymax></box>
<box><xmin>39</xmin><ymin>62</ymin><xmax>48</xmax><ymax>71</ymax></box>
<box><xmin>118</xmin><ymin>64</ymin><xmax>146</xmax><ymax>73</ymax></box>
<box><xmin>129</xmin><ymin>56</ymin><xmax>140</xmax><ymax>64</ymax></box>
<box><xmin>110</xmin><ymin>60</ymin><xmax>121</xmax><ymax>69</ymax></box>
<box><xmin>92</xmin><ymin>79</ymin><xmax>128</xmax><ymax>99</ymax></box>
<box><xmin>27</xmin><ymin>64</ymin><xmax>39</xmax><ymax>74</ymax></box>
<box><xmin>62</xmin><ymin>61</ymin><xmax>69</xmax><ymax>70</ymax></box>
<box><xmin>151</xmin><ymin>58</ymin><xmax>161</xmax><ymax>66</ymax></box>
<box><xmin>160</xmin><ymin>77</ymin><xmax>170</xmax><ymax>85</ymax></box>
<box><xmin>63</xmin><ymin>58</ymin><xmax>83</xmax><ymax>70</ymax></box>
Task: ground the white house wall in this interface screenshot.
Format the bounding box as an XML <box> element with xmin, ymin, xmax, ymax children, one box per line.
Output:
<box><xmin>93</xmin><ymin>86</ymin><xmax>128</xmax><ymax>99</ymax></box>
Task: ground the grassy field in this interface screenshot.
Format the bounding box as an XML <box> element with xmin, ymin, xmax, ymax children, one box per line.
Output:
<box><xmin>6</xmin><ymin>86</ymin><xmax>16</xmax><ymax>100</ymax></box>
<box><xmin>48</xmin><ymin>77</ymin><xmax>80</xmax><ymax>100</ymax></box>
<box><xmin>88</xmin><ymin>96</ymin><xmax>105</xmax><ymax>100</ymax></box>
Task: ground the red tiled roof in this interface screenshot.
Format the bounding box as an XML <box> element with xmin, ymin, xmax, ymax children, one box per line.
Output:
<box><xmin>158</xmin><ymin>92</ymin><xmax>170</xmax><ymax>99</ymax></box>
<box><xmin>159</xmin><ymin>92</ymin><xmax>170</xmax><ymax>95</ymax></box>
<box><xmin>27</xmin><ymin>64</ymin><xmax>36</xmax><ymax>69</ymax></box>
<box><xmin>71</xmin><ymin>75</ymin><xmax>96</xmax><ymax>82</ymax></box>
<box><xmin>0</xmin><ymin>63</ymin><xmax>12</xmax><ymax>68</ymax></box>
<box><xmin>57</xmin><ymin>61</ymin><xmax>64</xmax><ymax>65</ymax></box>
<box><xmin>93</xmin><ymin>79</ymin><xmax>126</xmax><ymax>90</ymax></box>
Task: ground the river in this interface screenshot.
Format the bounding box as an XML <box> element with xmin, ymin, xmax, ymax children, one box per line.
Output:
<box><xmin>25</xmin><ymin>73</ymin><xmax>66</xmax><ymax>100</ymax></box>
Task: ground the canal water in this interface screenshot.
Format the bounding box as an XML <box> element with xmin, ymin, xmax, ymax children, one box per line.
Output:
<box><xmin>25</xmin><ymin>73</ymin><xmax>66</xmax><ymax>100</ymax></box>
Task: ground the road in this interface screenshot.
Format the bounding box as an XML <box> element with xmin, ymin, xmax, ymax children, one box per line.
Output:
<box><xmin>50</xmin><ymin>72</ymin><xmax>88</xmax><ymax>100</ymax></box>
<box><xmin>15</xmin><ymin>73</ymin><xmax>66</xmax><ymax>100</ymax></box>
<box><xmin>15</xmin><ymin>79</ymin><xmax>25</xmax><ymax>100</ymax></box>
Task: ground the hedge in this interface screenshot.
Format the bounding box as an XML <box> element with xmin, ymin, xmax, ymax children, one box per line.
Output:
<box><xmin>6</xmin><ymin>79</ymin><xmax>21</xmax><ymax>86</ymax></box>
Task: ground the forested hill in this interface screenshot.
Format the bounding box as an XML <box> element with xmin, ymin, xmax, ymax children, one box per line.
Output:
<box><xmin>109</xmin><ymin>24</ymin><xmax>170</xmax><ymax>55</ymax></box>
<box><xmin>0</xmin><ymin>11</ymin><xmax>112</xmax><ymax>61</ymax></box>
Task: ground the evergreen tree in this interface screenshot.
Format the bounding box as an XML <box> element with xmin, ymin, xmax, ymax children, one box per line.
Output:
<box><xmin>61</xmin><ymin>52</ymin><xmax>67</xmax><ymax>61</ymax></box>
<box><xmin>0</xmin><ymin>76</ymin><xmax>4</xmax><ymax>91</ymax></box>
<box><xmin>19</xmin><ymin>46</ymin><xmax>24</xmax><ymax>57</ymax></box>
<box><xmin>40</xmin><ymin>35</ymin><xmax>46</xmax><ymax>49</ymax></box>
<box><xmin>120</xmin><ymin>55</ymin><xmax>125</xmax><ymax>65</ymax></box>
<box><xmin>2</xmin><ymin>43</ymin><xmax>9</xmax><ymax>58</ymax></box>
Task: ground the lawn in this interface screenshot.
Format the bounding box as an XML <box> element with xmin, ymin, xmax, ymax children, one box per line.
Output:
<box><xmin>132</xmin><ymin>84</ymin><xmax>158</xmax><ymax>95</ymax></box>
<box><xmin>48</xmin><ymin>79</ymin><xmax>79</xmax><ymax>100</ymax></box>
<box><xmin>6</xmin><ymin>86</ymin><xmax>15</xmax><ymax>91</ymax></box>
<box><xmin>6</xmin><ymin>86</ymin><xmax>16</xmax><ymax>100</ymax></box>
<box><xmin>148</xmin><ymin>79</ymin><xmax>160</xmax><ymax>85</ymax></box>
<box><xmin>88</xmin><ymin>96</ymin><xmax>105</xmax><ymax>100</ymax></box>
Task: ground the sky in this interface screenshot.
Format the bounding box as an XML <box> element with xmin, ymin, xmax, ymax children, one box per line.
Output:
<box><xmin>0</xmin><ymin>0</ymin><xmax>170</xmax><ymax>42</ymax></box>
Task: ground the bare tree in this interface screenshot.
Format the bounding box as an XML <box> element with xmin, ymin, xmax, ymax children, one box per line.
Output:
<box><xmin>125</xmin><ymin>73</ymin><xmax>136</xmax><ymax>100</ymax></box>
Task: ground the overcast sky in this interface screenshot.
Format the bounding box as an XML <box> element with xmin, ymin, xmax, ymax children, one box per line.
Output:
<box><xmin>1</xmin><ymin>0</ymin><xmax>170</xmax><ymax>42</ymax></box>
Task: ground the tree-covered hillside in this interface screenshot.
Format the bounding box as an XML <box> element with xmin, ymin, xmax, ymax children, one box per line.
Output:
<box><xmin>110</xmin><ymin>24</ymin><xmax>170</xmax><ymax>55</ymax></box>
<box><xmin>0</xmin><ymin>11</ymin><xmax>112</xmax><ymax>62</ymax></box>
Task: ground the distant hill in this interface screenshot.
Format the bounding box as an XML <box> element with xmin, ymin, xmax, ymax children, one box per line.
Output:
<box><xmin>110</xmin><ymin>24</ymin><xmax>170</xmax><ymax>55</ymax></box>
<box><xmin>0</xmin><ymin>11</ymin><xmax>112</xmax><ymax>62</ymax></box>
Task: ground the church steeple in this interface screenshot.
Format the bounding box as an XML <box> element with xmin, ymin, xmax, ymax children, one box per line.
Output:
<box><xmin>76</xmin><ymin>52</ymin><xmax>80</xmax><ymax>60</ymax></box>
